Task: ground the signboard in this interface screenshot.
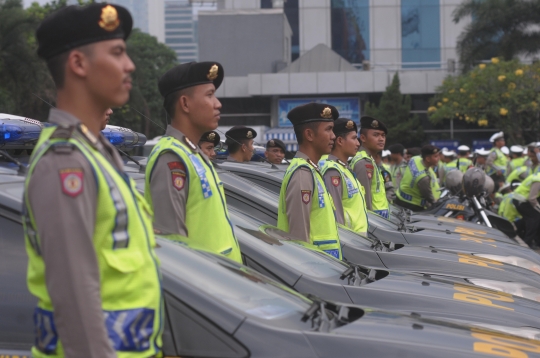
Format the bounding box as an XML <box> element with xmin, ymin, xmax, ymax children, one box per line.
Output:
<box><xmin>278</xmin><ymin>98</ymin><xmax>360</xmax><ymax>127</ymax></box>
<box><xmin>430</xmin><ymin>140</ymin><xmax>459</xmax><ymax>151</ymax></box>
<box><xmin>472</xmin><ymin>139</ymin><xmax>492</xmax><ymax>150</ymax></box>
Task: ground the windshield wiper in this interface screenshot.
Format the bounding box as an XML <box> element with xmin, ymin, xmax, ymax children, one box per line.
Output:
<box><xmin>0</xmin><ymin>150</ymin><xmax>27</xmax><ymax>175</ymax></box>
<box><xmin>340</xmin><ymin>262</ymin><xmax>377</xmax><ymax>286</ymax></box>
<box><xmin>301</xmin><ymin>296</ymin><xmax>336</xmax><ymax>332</ymax></box>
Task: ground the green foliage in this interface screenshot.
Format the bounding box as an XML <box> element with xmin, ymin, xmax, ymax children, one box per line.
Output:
<box><xmin>454</xmin><ymin>0</ymin><xmax>540</xmax><ymax>71</ymax></box>
<box><xmin>428</xmin><ymin>58</ymin><xmax>540</xmax><ymax>144</ymax></box>
<box><xmin>364</xmin><ymin>73</ymin><xmax>424</xmax><ymax>147</ymax></box>
<box><xmin>109</xmin><ymin>29</ymin><xmax>178</xmax><ymax>139</ymax></box>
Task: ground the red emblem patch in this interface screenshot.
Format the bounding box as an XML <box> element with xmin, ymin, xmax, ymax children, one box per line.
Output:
<box><xmin>168</xmin><ymin>161</ymin><xmax>185</xmax><ymax>172</ymax></box>
<box><xmin>171</xmin><ymin>172</ymin><xmax>186</xmax><ymax>191</ymax></box>
<box><xmin>301</xmin><ymin>190</ymin><xmax>311</xmax><ymax>205</ymax></box>
<box><xmin>365</xmin><ymin>163</ymin><xmax>374</xmax><ymax>180</ymax></box>
<box><xmin>59</xmin><ymin>168</ymin><xmax>83</xmax><ymax>197</ymax></box>
<box><xmin>331</xmin><ymin>176</ymin><xmax>341</xmax><ymax>187</ymax></box>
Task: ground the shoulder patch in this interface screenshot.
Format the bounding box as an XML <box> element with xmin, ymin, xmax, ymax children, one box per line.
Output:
<box><xmin>59</xmin><ymin>168</ymin><xmax>83</xmax><ymax>197</ymax></box>
<box><xmin>171</xmin><ymin>172</ymin><xmax>186</xmax><ymax>191</ymax></box>
<box><xmin>331</xmin><ymin>176</ymin><xmax>341</xmax><ymax>187</ymax></box>
<box><xmin>168</xmin><ymin>161</ymin><xmax>186</xmax><ymax>172</ymax></box>
<box><xmin>301</xmin><ymin>190</ymin><xmax>311</xmax><ymax>204</ymax></box>
<box><xmin>365</xmin><ymin>164</ymin><xmax>374</xmax><ymax>170</ymax></box>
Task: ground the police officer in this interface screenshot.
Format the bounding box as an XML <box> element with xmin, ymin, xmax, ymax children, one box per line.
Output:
<box><xmin>25</xmin><ymin>4</ymin><xmax>162</xmax><ymax>357</ymax></box>
<box><xmin>388</xmin><ymin>143</ymin><xmax>407</xmax><ymax>187</ymax></box>
<box><xmin>199</xmin><ymin>130</ymin><xmax>220</xmax><ymax>160</ymax></box>
<box><xmin>320</xmin><ymin>118</ymin><xmax>368</xmax><ymax>235</ymax></box>
<box><xmin>486</xmin><ymin>131</ymin><xmax>508</xmax><ymax>184</ymax></box>
<box><xmin>265</xmin><ymin>138</ymin><xmax>286</xmax><ymax>164</ymax></box>
<box><xmin>507</xmin><ymin>143</ymin><xmax>540</xmax><ymax>183</ymax></box>
<box><xmin>405</xmin><ymin>147</ymin><xmax>421</xmax><ymax>163</ymax></box>
<box><xmin>456</xmin><ymin>145</ymin><xmax>474</xmax><ymax>173</ymax></box>
<box><xmin>508</xmin><ymin>145</ymin><xmax>527</xmax><ymax>173</ymax></box>
<box><xmin>351</xmin><ymin>116</ymin><xmax>389</xmax><ymax>218</ymax></box>
<box><xmin>374</xmin><ymin>150</ymin><xmax>396</xmax><ymax>202</ymax></box>
<box><xmin>225</xmin><ymin>125</ymin><xmax>257</xmax><ymax>162</ymax></box>
<box><xmin>395</xmin><ymin>145</ymin><xmax>441</xmax><ymax>212</ymax></box>
<box><xmin>509</xmin><ymin>173</ymin><xmax>540</xmax><ymax>249</ymax></box>
<box><xmin>277</xmin><ymin>103</ymin><xmax>342</xmax><ymax>259</ymax></box>
<box><xmin>438</xmin><ymin>149</ymin><xmax>457</xmax><ymax>184</ymax></box>
<box><xmin>145</xmin><ymin>61</ymin><xmax>242</xmax><ymax>263</ymax></box>
<box><xmin>474</xmin><ymin>148</ymin><xmax>489</xmax><ymax>170</ymax></box>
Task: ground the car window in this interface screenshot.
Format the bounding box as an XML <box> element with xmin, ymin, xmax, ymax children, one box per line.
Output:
<box><xmin>367</xmin><ymin>212</ymin><xmax>399</xmax><ymax>230</ymax></box>
<box><xmin>219</xmin><ymin>171</ymin><xmax>279</xmax><ymax>208</ymax></box>
<box><xmin>157</xmin><ymin>239</ymin><xmax>312</xmax><ymax>329</ymax></box>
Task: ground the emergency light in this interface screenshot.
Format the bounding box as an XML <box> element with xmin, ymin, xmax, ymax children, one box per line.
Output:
<box><xmin>102</xmin><ymin>125</ymin><xmax>147</xmax><ymax>148</ymax></box>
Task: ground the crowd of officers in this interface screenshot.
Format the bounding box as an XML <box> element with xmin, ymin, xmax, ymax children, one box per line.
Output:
<box><xmin>18</xmin><ymin>3</ymin><xmax>540</xmax><ymax>357</ymax></box>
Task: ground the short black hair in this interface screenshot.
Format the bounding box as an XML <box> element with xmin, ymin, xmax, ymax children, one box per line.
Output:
<box><xmin>293</xmin><ymin>122</ymin><xmax>320</xmax><ymax>145</ymax></box>
<box><xmin>226</xmin><ymin>138</ymin><xmax>248</xmax><ymax>154</ymax></box>
<box><xmin>163</xmin><ymin>86</ymin><xmax>195</xmax><ymax>119</ymax></box>
<box><xmin>46</xmin><ymin>45</ymin><xmax>94</xmax><ymax>89</ymax></box>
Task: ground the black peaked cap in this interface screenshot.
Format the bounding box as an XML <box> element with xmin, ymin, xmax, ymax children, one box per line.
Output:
<box><xmin>287</xmin><ymin>103</ymin><xmax>339</xmax><ymax>126</ymax></box>
<box><xmin>360</xmin><ymin>116</ymin><xmax>388</xmax><ymax>134</ymax></box>
<box><xmin>388</xmin><ymin>143</ymin><xmax>405</xmax><ymax>154</ymax></box>
<box><xmin>158</xmin><ymin>62</ymin><xmax>224</xmax><ymax>98</ymax></box>
<box><xmin>266</xmin><ymin>139</ymin><xmax>286</xmax><ymax>152</ymax></box>
<box><xmin>421</xmin><ymin>144</ymin><xmax>440</xmax><ymax>156</ymax></box>
<box><xmin>225</xmin><ymin>126</ymin><xmax>257</xmax><ymax>142</ymax></box>
<box><xmin>37</xmin><ymin>3</ymin><xmax>133</xmax><ymax>60</ymax></box>
<box><xmin>199</xmin><ymin>131</ymin><xmax>220</xmax><ymax>146</ymax></box>
<box><xmin>333</xmin><ymin>118</ymin><xmax>357</xmax><ymax>135</ymax></box>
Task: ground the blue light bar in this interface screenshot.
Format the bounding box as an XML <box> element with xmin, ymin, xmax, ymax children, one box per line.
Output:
<box><xmin>0</xmin><ymin>124</ymin><xmax>23</xmax><ymax>143</ymax></box>
<box><xmin>0</xmin><ymin>115</ymin><xmax>43</xmax><ymax>148</ymax></box>
<box><xmin>101</xmin><ymin>125</ymin><xmax>147</xmax><ymax>148</ymax></box>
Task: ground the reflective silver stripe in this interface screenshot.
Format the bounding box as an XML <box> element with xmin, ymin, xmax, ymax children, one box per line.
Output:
<box><xmin>112</xmin><ymin>311</ymin><xmax>130</xmax><ymax>347</ymax></box>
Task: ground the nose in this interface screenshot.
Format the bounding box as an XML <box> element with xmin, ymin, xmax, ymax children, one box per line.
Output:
<box><xmin>125</xmin><ymin>55</ymin><xmax>135</xmax><ymax>74</ymax></box>
<box><xmin>215</xmin><ymin>97</ymin><xmax>222</xmax><ymax>109</ymax></box>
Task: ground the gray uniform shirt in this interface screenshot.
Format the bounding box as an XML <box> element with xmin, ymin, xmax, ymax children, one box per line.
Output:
<box><xmin>27</xmin><ymin>109</ymin><xmax>124</xmax><ymax>357</ymax></box>
<box><xmin>352</xmin><ymin>146</ymin><xmax>375</xmax><ymax>210</ymax></box>
<box><xmin>392</xmin><ymin>159</ymin><xmax>407</xmax><ymax>188</ymax></box>
<box><xmin>284</xmin><ymin>151</ymin><xmax>320</xmax><ymax>243</ymax></box>
<box><xmin>417</xmin><ymin>176</ymin><xmax>436</xmax><ymax>206</ymax></box>
<box><xmin>149</xmin><ymin>125</ymin><xmax>212</xmax><ymax>237</ymax></box>
<box><xmin>322</xmin><ymin>155</ymin><xmax>345</xmax><ymax>225</ymax></box>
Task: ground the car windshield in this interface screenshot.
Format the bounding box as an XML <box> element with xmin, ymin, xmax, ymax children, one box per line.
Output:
<box><xmin>228</xmin><ymin>208</ymin><xmax>348</xmax><ymax>282</ymax></box>
<box><xmin>219</xmin><ymin>171</ymin><xmax>280</xmax><ymax>208</ymax></box>
<box><xmin>367</xmin><ymin>212</ymin><xmax>400</xmax><ymax>230</ymax></box>
<box><xmin>157</xmin><ymin>238</ymin><xmax>312</xmax><ymax>327</ymax></box>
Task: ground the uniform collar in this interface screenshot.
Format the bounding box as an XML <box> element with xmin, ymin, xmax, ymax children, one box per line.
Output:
<box><xmin>295</xmin><ymin>151</ymin><xmax>320</xmax><ymax>171</ymax></box>
<box><xmin>226</xmin><ymin>155</ymin><xmax>238</xmax><ymax>162</ymax></box>
<box><xmin>328</xmin><ymin>154</ymin><xmax>349</xmax><ymax>168</ymax></box>
<box><xmin>165</xmin><ymin>125</ymin><xmax>200</xmax><ymax>153</ymax></box>
<box><xmin>358</xmin><ymin>145</ymin><xmax>372</xmax><ymax>157</ymax></box>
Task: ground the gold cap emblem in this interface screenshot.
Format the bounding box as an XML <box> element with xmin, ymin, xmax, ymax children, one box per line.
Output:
<box><xmin>433</xmin><ymin>149</ymin><xmax>438</xmax><ymax>154</ymax></box>
<box><xmin>321</xmin><ymin>107</ymin><xmax>333</xmax><ymax>119</ymax></box>
<box><xmin>208</xmin><ymin>132</ymin><xmax>215</xmax><ymax>140</ymax></box>
<box><xmin>99</xmin><ymin>5</ymin><xmax>120</xmax><ymax>32</ymax></box>
<box><xmin>269</xmin><ymin>140</ymin><xmax>275</xmax><ymax>146</ymax></box>
<box><xmin>346</xmin><ymin>120</ymin><xmax>354</xmax><ymax>129</ymax></box>
<box><xmin>371</xmin><ymin>120</ymin><xmax>379</xmax><ymax>128</ymax></box>
<box><xmin>246</xmin><ymin>131</ymin><xmax>253</xmax><ymax>139</ymax></box>
<box><xmin>207</xmin><ymin>64</ymin><xmax>219</xmax><ymax>81</ymax></box>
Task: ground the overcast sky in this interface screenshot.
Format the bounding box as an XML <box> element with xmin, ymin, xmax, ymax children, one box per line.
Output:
<box><xmin>23</xmin><ymin>0</ymin><xmax>48</xmax><ymax>7</ymax></box>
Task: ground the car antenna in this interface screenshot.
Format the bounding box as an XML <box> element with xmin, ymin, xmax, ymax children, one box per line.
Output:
<box><xmin>116</xmin><ymin>148</ymin><xmax>145</xmax><ymax>173</ymax></box>
<box><xmin>0</xmin><ymin>150</ymin><xmax>27</xmax><ymax>175</ymax></box>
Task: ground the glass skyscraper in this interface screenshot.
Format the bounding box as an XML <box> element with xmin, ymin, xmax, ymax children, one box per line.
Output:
<box><xmin>331</xmin><ymin>0</ymin><xmax>370</xmax><ymax>64</ymax></box>
<box><xmin>164</xmin><ymin>0</ymin><xmax>198</xmax><ymax>63</ymax></box>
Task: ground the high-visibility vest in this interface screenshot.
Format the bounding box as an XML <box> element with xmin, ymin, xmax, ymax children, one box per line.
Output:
<box><xmin>320</xmin><ymin>157</ymin><xmax>369</xmax><ymax>235</ymax></box>
<box><xmin>24</xmin><ymin>126</ymin><xmax>162</xmax><ymax>357</ymax></box>
<box><xmin>277</xmin><ymin>157</ymin><xmax>342</xmax><ymax>259</ymax></box>
<box><xmin>145</xmin><ymin>136</ymin><xmax>241</xmax><ymax>263</ymax></box>
<box><xmin>486</xmin><ymin>147</ymin><xmax>508</xmax><ymax>176</ymax></box>
<box><xmin>396</xmin><ymin>156</ymin><xmax>441</xmax><ymax>208</ymax></box>
<box><xmin>350</xmin><ymin>150</ymin><xmax>389</xmax><ymax>218</ymax></box>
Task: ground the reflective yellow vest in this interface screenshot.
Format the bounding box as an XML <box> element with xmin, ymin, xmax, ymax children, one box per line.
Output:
<box><xmin>506</xmin><ymin>166</ymin><xmax>531</xmax><ymax>184</ymax></box>
<box><xmin>397</xmin><ymin>156</ymin><xmax>441</xmax><ymax>208</ymax></box>
<box><xmin>320</xmin><ymin>157</ymin><xmax>369</xmax><ymax>235</ymax></box>
<box><xmin>350</xmin><ymin>150</ymin><xmax>389</xmax><ymax>218</ymax></box>
<box><xmin>24</xmin><ymin>126</ymin><xmax>162</xmax><ymax>358</ymax></box>
<box><xmin>456</xmin><ymin>157</ymin><xmax>473</xmax><ymax>173</ymax></box>
<box><xmin>509</xmin><ymin>157</ymin><xmax>527</xmax><ymax>173</ymax></box>
<box><xmin>486</xmin><ymin>147</ymin><xmax>508</xmax><ymax>176</ymax></box>
<box><xmin>514</xmin><ymin>173</ymin><xmax>540</xmax><ymax>201</ymax></box>
<box><xmin>278</xmin><ymin>157</ymin><xmax>342</xmax><ymax>259</ymax></box>
<box><xmin>499</xmin><ymin>193</ymin><xmax>522</xmax><ymax>222</ymax></box>
<box><xmin>145</xmin><ymin>136</ymin><xmax>241</xmax><ymax>263</ymax></box>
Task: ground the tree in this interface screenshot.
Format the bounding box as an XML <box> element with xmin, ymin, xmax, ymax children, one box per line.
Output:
<box><xmin>454</xmin><ymin>0</ymin><xmax>540</xmax><ymax>71</ymax></box>
<box><xmin>107</xmin><ymin>29</ymin><xmax>178</xmax><ymax>139</ymax></box>
<box><xmin>364</xmin><ymin>73</ymin><xmax>424</xmax><ymax>147</ymax></box>
<box><xmin>428</xmin><ymin>58</ymin><xmax>540</xmax><ymax>144</ymax></box>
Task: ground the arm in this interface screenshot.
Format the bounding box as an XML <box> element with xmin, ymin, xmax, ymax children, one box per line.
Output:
<box><xmin>353</xmin><ymin>159</ymin><xmax>373</xmax><ymax>210</ymax></box>
<box><xmin>285</xmin><ymin>168</ymin><xmax>314</xmax><ymax>243</ymax></box>
<box><xmin>149</xmin><ymin>152</ymin><xmax>189</xmax><ymax>237</ymax></box>
<box><xmin>417</xmin><ymin>176</ymin><xmax>435</xmax><ymax>206</ymax></box>
<box><xmin>323</xmin><ymin>168</ymin><xmax>345</xmax><ymax>225</ymax></box>
<box><xmin>528</xmin><ymin>182</ymin><xmax>540</xmax><ymax>212</ymax></box>
<box><xmin>28</xmin><ymin>151</ymin><xmax>116</xmax><ymax>358</ymax></box>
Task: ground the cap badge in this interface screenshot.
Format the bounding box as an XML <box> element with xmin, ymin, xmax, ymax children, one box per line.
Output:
<box><xmin>371</xmin><ymin>120</ymin><xmax>379</xmax><ymax>128</ymax></box>
<box><xmin>346</xmin><ymin>120</ymin><xmax>354</xmax><ymax>129</ymax></box>
<box><xmin>321</xmin><ymin>107</ymin><xmax>333</xmax><ymax>119</ymax></box>
<box><xmin>269</xmin><ymin>140</ymin><xmax>275</xmax><ymax>146</ymax></box>
<box><xmin>208</xmin><ymin>132</ymin><xmax>215</xmax><ymax>140</ymax></box>
<box><xmin>433</xmin><ymin>149</ymin><xmax>438</xmax><ymax>154</ymax></box>
<box><xmin>99</xmin><ymin>5</ymin><xmax>120</xmax><ymax>32</ymax></box>
<box><xmin>246</xmin><ymin>131</ymin><xmax>253</xmax><ymax>139</ymax></box>
<box><xmin>207</xmin><ymin>64</ymin><xmax>219</xmax><ymax>80</ymax></box>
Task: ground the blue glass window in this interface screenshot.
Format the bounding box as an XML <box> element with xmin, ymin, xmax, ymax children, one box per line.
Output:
<box><xmin>401</xmin><ymin>0</ymin><xmax>441</xmax><ymax>68</ymax></box>
<box><xmin>331</xmin><ymin>0</ymin><xmax>370</xmax><ymax>64</ymax></box>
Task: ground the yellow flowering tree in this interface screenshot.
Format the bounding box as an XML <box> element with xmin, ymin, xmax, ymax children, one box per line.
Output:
<box><xmin>428</xmin><ymin>59</ymin><xmax>540</xmax><ymax>143</ymax></box>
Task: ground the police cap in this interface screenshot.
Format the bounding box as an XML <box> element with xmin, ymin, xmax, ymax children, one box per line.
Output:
<box><xmin>333</xmin><ymin>118</ymin><xmax>358</xmax><ymax>135</ymax></box>
<box><xmin>388</xmin><ymin>143</ymin><xmax>405</xmax><ymax>155</ymax></box>
<box><xmin>421</xmin><ymin>144</ymin><xmax>440</xmax><ymax>157</ymax></box>
<box><xmin>266</xmin><ymin>139</ymin><xmax>286</xmax><ymax>152</ymax></box>
<box><xmin>36</xmin><ymin>3</ymin><xmax>133</xmax><ymax>60</ymax></box>
<box><xmin>287</xmin><ymin>103</ymin><xmax>339</xmax><ymax>126</ymax></box>
<box><xmin>360</xmin><ymin>116</ymin><xmax>387</xmax><ymax>134</ymax></box>
<box><xmin>407</xmin><ymin>147</ymin><xmax>422</xmax><ymax>157</ymax></box>
<box><xmin>158</xmin><ymin>62</ymin><xmax>224</xmax><ymax>98</ymax></box>
<box><xmin>225</xmin><ymin>126</ymin><xmax>257</xmax><ymax>142</ymax></box>
<box><xmin>199</xmin><ymin>131</ymin><xmax>220</xmax><ymax>146</ymax></box>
